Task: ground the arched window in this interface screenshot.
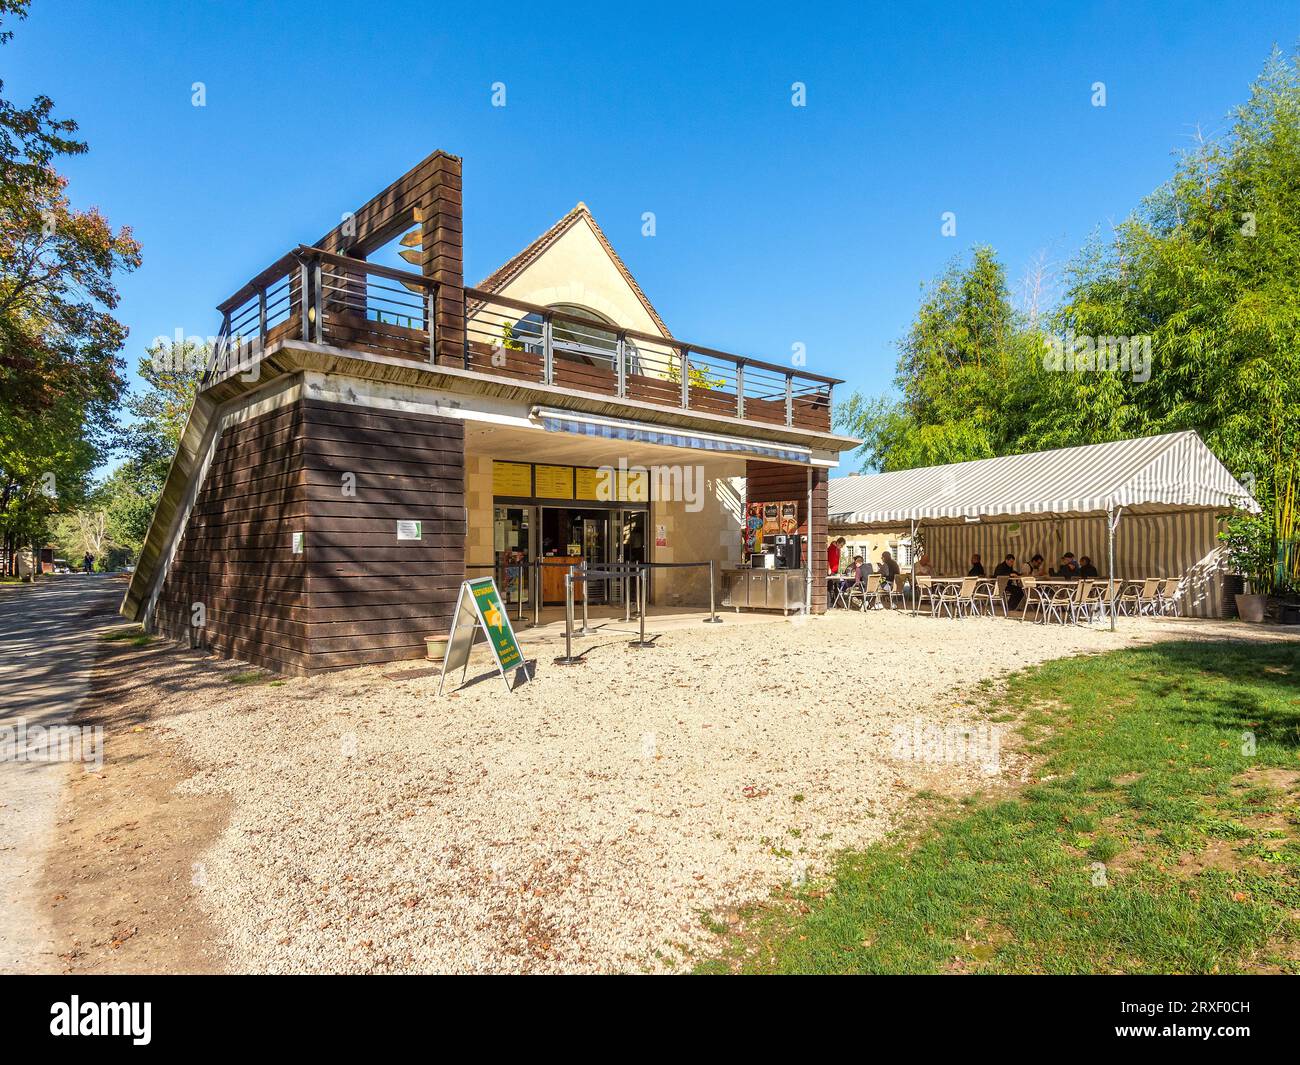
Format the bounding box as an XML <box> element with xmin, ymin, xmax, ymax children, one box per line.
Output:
<box><xmin>508</xmin><ymin>303</ymin><xmax>641</xmax><ymax>372</ymax></box>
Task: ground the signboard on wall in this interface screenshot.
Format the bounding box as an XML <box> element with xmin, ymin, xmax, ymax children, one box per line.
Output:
<box><xmin>779</xmin><ymin>502</ymin><xmax>799</xmax><ymax>534</ymax></box>
<box><xmin>438</xmin><ymin>577</ymin><xmax>530</xmax><ymax>695</ymax></box>
<box><xmin>492</xmin><ymin>460</ymin><xmax>649</xmax><ymax>504</ymax></box>
<box><xmin>534</xmin><ymin>464</ymin><xmax>575</xmax><ymax>499</ymax></box>
<box><xmin>492</xmin><ymin>461</ymin><xmax>532</xmax><ymax>497</ymax></box>
<box><xmin>396</xmin><ymin>520</ymin><xmax>422</xmax><ymax>541</ymax></box>
<box><xmin>575</xmin><ymin>467</ymin><xmax>601</xmax><ymax>501</ymax></box>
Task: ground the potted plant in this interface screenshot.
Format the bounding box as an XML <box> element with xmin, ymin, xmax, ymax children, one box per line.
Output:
<box><xmin>1219</xmin><ymin>515</ymin><xmax>1272</xmax><ymax>623</ymax></box>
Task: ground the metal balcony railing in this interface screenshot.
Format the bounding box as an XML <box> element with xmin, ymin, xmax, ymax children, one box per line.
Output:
<box><xmin>207</xmin><ymin>246</ymin><xmax>839</xmax><ymax>432</ymax></box>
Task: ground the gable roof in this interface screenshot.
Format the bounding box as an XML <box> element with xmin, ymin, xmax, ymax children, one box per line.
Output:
<box><xmin>476</xmin><ymin>203</ymin><xmax>674</xmax><ymax>339</ymax></box>
<box><xmin>829</xmin><ymin>431</ymin><xmax>1259</xmax><ymax>530</ymax></box>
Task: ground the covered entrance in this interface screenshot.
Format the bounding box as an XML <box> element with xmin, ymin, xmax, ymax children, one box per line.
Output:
<box><xmin>495</xmin><ymin>503</ymin><xmax>648</xmax><ymax>606</ymax></box>
<box><xmin>464</xmin><ymin>410</ymin><xmax>825</xmax><ymax>618</ymax></box>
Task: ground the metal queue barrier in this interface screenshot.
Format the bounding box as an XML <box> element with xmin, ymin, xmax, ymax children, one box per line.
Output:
<box><xmin>464</xmin><ymin>558</ymin><xmax>722</xmax><ymax>643</ymax></box>
<box><xmin>532</xmin><ymin>558</ymin><xmax>650</xmax><ymax>628</ymax></box>
<box><xmin>552</xmin><ymin>560</ymin><xmax>723</xmax><ymax>665</ymax></box>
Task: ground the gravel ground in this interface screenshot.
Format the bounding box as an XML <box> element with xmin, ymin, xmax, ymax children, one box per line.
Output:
<box><xmin>142</xmin><ymin>611</ymin><xmax>1293</xmax><ymax>973</ymax></box>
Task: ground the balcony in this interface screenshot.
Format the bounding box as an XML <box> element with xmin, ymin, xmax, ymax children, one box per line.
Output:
<box><xmin>209</xmin><ymin>246</ymin><xmax>839</xmax><ymax>433</ymax></box>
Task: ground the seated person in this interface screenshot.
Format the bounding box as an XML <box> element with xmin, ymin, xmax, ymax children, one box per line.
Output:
<box><xmin>1026</xmin><ymin>554</ymin><xmax>1047</xmax><ymax>578</ymax></box>
<box><xmin>1078</xmin><ymin>556</ymin><xmax>1099</xmax><ymax>579</ymax></box>
<box><xmin>993</xmin><ymin>553</ymin><xmax>1024</xmax><ymax>610</ymax></box>
<box><xmin>878</xmin><ymin>551</ymin><xmax>901</xmax><ymax>607</ymax></box>
<box><xmin>967</xmin><ymin>553</ymin><xmax>985</xmax><ymax>577</ymax></box>
<box><xmin>1053</xmin><ymin>552</ymin><xmax>1080</xmax><ymax>578</ymax></box>
<box><xmin>913</xmin><ymin>553</ymin><xmax>933</xmax><ymax>578</ymax></box>
<box><xmin>852</xmin><ymin>555</ymin><xmax>873</xmax><ymax>583</ymax></box>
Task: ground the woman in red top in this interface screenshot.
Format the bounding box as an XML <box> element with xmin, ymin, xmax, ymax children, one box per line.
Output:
<box><xmin>828</xmin><ymin>537</ymin><xmax>845</xmax><ymax>576</ymax></box>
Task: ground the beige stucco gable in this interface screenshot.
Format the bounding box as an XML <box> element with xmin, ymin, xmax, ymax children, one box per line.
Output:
<box><xmin>485</xmin><ymin>211</ymin><xmax>671</xmax><ymax>339</ymax></box>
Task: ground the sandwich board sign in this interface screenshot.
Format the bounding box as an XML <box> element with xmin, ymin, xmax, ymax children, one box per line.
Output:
<box><xmin>438</xmin><ymin>576</ymin><xmax>530</xmax><ymax>694</ymax></box>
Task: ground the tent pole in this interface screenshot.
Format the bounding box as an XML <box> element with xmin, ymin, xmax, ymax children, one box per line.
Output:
<box><xmin>910</xmin><ymin>518</ymin><xmax>918</xmax><ymax>616</ymax></box>
<box><xmin>1107</xmin><ymin>506</ymin><xmax>1119</xmax><ymax>632</ymax></box>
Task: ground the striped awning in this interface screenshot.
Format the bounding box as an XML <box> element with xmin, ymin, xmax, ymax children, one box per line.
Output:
<box><xmin>829</xmin><ymin>431</ymin><xmax>1258</xmax><ymax>529</ymax></box>
<box><xmin>531</xmin><ymin>407</ymin><xmax>812</xmax><ymax>464</ymax></box>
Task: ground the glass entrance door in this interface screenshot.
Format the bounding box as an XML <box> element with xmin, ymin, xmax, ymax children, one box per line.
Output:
<box><xmin>580</xmin><ymin>516</ymin><xmax>608</xmax><ymax>603</ymax></box>
<box><xmin>493</xmin><ymin>505</ymin><xmax>533</xmax><ymax>607</ymax></box>
<box><xmin>611</xmin><ymin>509</ymin><xmax>647</xmax><ymax>604</ymax></box>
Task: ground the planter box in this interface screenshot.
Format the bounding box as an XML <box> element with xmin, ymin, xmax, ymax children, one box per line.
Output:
<box><xmin>1236</xmin><ymin>593</ymin><xmax>1266</xmax><ymax>624</ymax></box>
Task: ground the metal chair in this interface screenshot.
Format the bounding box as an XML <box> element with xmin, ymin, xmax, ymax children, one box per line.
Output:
<box><xmin>912</xmin><ymin>575</ymin><xmax>936</xmax><ymax>614</ymax></box>
<box><xmin>1041</xmin><ymin>581</ymin><xmax>1084</xmax><ymax>624</ymax></box>
<box><xmin>982</xmin><ymin>576</ymin><xmax>1010</xmax><ymax>617</ymax></box>
<box><xmin>932</xmin><ymin>579</ymin><xmax>961</xmax><ymax>618</ymax></box>
<box><xmin>844</xmin><ymin>574</ymin><xmax>868</xmax><ymax>611</ymax></box>
<box><xmin>935</xmin><ymin>577</ymin><xmax>979</xmax><ymax>618</ymax></box>
<box><xmin>879</xmin><ymin>575</ymin><xmax>905</xmax><ymax>609</ymax></box>
<box><xmin>1086</xmin><ymin>580</ymin><xmax>1119</xmax><ymax>623</ymax></box>
<box><xmin>1124</xmin><ymin>578</ymin><xmax>1161</xmax><ymax>616</ymax></box>
<box><xmin>1018</xmin><ymin>576</ymin><xmax>1043</xmax><ymax>622</ymax></box>
<box><xmin>852</xmin><ymin>573</ymin><xmax>884</xmax><ymax>611</ymax></box>
<box><xmin>1157</xmin><ymin>577</ymin><xmax>1181</xmax><ymax>616</ymax></box>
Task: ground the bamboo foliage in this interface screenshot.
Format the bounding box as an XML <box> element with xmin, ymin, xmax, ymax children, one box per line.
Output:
<box><xmin>1274</xmin><ymin>463</ymin><xmax>1299</xmax><ymax>594</ymax></box>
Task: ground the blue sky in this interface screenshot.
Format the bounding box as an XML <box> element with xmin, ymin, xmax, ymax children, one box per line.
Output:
<box><xmin>6</xmin><ymin>1</ymin><xmax>1297</xmax><ymax>470</ymax></box>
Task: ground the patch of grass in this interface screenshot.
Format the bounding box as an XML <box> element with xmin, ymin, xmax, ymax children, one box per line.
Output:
<box><xmin>1087</xmin><ymin>833</ymin><xmax>1123</xmax><ymax>863</ymax></box>
<box><xmin>699</xmin><ymin>640</ymin><xmax>1300</xmax><ymax>975</ymax></box>
<box><xmin>226</xmin><ymin>670</ymin><xmax>275</xmax><ymax>685</ymax></box>
<box><xmin>699</xmin><ymin>911</ymin><xmax>729</xmax><ymax>936</ymax></box>
<box><xmin>99</xmin><ymin>625</ymin><xmax>155</xmax><ymax>648</ymax></box>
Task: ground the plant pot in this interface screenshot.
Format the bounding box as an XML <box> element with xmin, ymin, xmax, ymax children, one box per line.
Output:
<box><xmin>424</xmin><ymin>633</ymin><xmax>450</xmax><ymax>660</ymax></box>
<box><xmin>1235</xmin><ymin>593</ymin><xmax>1266</xmax><ymax>624</ymax></box>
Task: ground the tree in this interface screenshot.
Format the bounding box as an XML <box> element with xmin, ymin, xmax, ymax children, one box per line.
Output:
<box><xmin>835</xmin><ymin>47</ymin><xmax>1300</xmax><ymax>587</ymax></box>
<box><xmin>120</xmin><ymin>339</ymin><xmax>204</xmax><ymax>492</ymax></box>
<box><xmin>1056</xmin><ymin>49</ymin><xmax>1300</xmax><ymax>526</ymax></box>
<box><xmin>101</xmin><ymin>463</ymin><xmax>157</xmax><ymax>558</ymax></box>
<box><xmin>0</xmin><ymin>0</ymin><xmax>140</xmax><ymax>573</ymax></box>
<box><xmin>837</xmin><ymin>245</ymin><xmax>1029</xmax><ymax>470</ymax></box>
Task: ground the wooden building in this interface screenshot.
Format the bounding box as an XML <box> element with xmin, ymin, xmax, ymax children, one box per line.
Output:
<box><xmin>122</xmin><ymin>152</ymin><xmax>859</xmax><ymax>674</ymax></box>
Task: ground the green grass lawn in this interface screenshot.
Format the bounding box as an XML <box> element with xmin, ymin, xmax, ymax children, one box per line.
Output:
<box><xmin>698</xmin><ymin>639</ymin><xmax>1300</xmax><ymax>975</ymax></box>
<box><xmin>99</xmin><ymin>624</ymin><xmax>156</xmax><ymax>648</ymax></box>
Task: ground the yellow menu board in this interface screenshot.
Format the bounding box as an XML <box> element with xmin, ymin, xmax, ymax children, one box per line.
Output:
<box><xmin>575</xmin><ymin>467</ymin><xmax>601</xmax><ymax>500</ymax></box>
<box><xmin>535</xmin><ymin>464</ymin><xmax>574</xmax><ymax>499</ymax></box>
<box><xmin>492</xmin><ymin>461</ymin><xmax>532</xmax><ymax>497</ymax></box>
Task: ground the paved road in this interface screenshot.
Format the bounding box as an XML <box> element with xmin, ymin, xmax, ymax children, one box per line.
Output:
<box><xmin>0</xmin><ymin>575</ymin><xmax>127</xmax><ymax>973</ymax></box>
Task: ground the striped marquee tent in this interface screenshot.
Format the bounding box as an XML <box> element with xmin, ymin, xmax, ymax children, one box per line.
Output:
<box><xmin>829</xmin><ymin>431</ymin><xmax>1258</xmax><ymax>619</ymax></box>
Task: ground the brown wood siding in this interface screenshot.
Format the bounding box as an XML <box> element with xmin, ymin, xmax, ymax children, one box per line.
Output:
<box><xmin>298</xmin><ymin>399</ymin><xmax>465</xmax><ymax>671</ymax></box>
<box><xmin>152</xmin><ymin>396</ymin><xmax>468</xmax><ymax>676</ymax></box>
<box><xmin>745</xmin><ymin>460</ymin><xmax>827</xmax><ymax>613</ymax></box>
<box><xmin>152</xmin><ymin>402</ymin><xmax>311</xmax><ymax>675</ymax></box>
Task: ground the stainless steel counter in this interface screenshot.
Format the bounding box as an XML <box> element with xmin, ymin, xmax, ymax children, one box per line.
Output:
<box><xmin>721</xmin><ymin>568</ymin><xmax>806</xmax><ymax>614</ymax></box>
